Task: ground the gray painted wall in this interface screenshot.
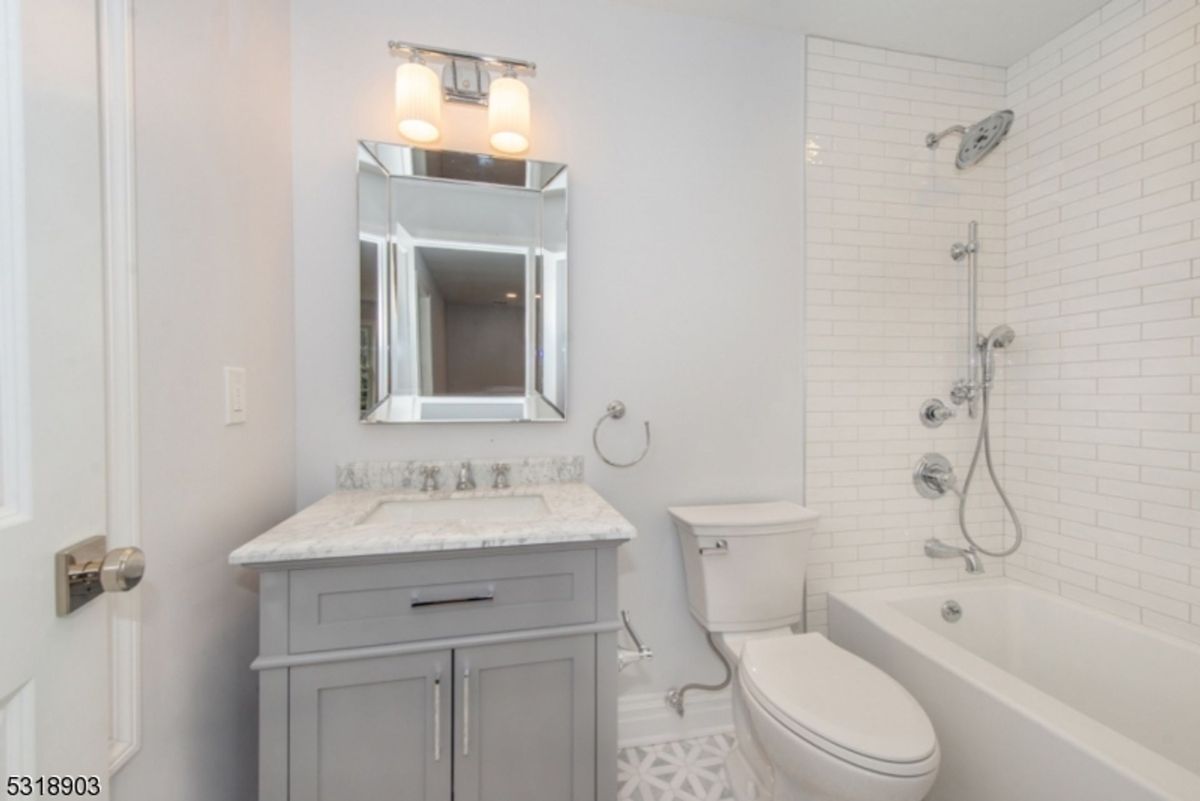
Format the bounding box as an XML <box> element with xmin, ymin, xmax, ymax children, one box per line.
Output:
<box><xmin>113</xmin><ymin>0</ymin><xmax>296</xmax><ymax>798</ymax></box>
<box><xmin>445</xmin><ymin>303</ymin><xmax>525</xmax><ymax>394</ymax></box>
<box><xmin>290</xmin><ymin>0</ymin><xmax>807</xmax><ymax>703</ymax></box>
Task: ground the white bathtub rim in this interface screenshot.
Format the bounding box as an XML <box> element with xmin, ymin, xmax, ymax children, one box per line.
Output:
<box><xmin>829</xmin><ymin>579</ymin><xmax>1200</xmax><ymax>801</ymax></box>
<box><xmin>836</xmin><ymin>579</ymin><xmax>1200</xmax><ymax>660</ymax></box>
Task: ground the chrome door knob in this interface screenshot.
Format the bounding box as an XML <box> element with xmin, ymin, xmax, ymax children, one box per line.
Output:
<box><xmin>56</xmin><ymin>536</ymin><xmax>146</xmax><ymax>616</ymax></box>
<box><xmin>99</xmin><ymin>546</ymin><xmax>145</xmax><ymax>593</ymax></box>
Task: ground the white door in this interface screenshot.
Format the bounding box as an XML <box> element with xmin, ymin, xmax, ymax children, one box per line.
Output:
<box><xmin>0</xmin><ymin>0</ymin><xmax>114</xmax><ymax>794</ymax></box>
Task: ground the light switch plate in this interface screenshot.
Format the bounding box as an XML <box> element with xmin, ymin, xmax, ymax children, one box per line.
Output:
<box><xmin>224</xmin><ymin>366</ymin><xmax>247</xmax><ymax>425</ymax></box>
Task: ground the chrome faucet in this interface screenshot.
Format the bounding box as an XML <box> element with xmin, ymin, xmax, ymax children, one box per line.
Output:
<box><xmin>491</xmin><ymin>463</ymin><xmax>510</xmax><ymax>490</ymax></box>
<box><xmin>419</xmin><ymin>465</ymin><xmax>441</xmax><ymax>493</ymax></box>
<box><xmin>925</xmin><ymin>538</ymin><xmax>984</xmax><ymax>574</ymax></box>
<box><xmin>455</xmin><ymin>461</ymin><xmax>476</xmax><ymax>491</ymax></box>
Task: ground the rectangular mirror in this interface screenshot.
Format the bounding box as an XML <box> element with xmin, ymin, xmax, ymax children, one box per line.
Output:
<box><xmin>358</xmin><ymin>142</ymin><xmax>568</xmax><ymax>423</ymax></box>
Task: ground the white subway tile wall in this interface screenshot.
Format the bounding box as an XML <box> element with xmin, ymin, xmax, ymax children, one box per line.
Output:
<box><xmin>804</xmin><ymin>37</ymin><xmax>1010</xmax><ymax>631</ymax></box>
<box><xmin>1003</xmin><ymin>0</ymin><xmax>1200</xmax><ymax>643</ymax></box>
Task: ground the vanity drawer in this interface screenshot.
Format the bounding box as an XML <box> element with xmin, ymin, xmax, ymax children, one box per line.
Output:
<box><xmin>288</xmin><ymin>549</ymin><xmax>597</xmax><ymax>653</ymax></box>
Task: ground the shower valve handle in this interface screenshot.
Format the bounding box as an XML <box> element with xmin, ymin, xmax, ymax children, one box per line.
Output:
<box><xmin>920</xmin><ymin>399</ymin><xmax>955</xmax><ymax>428</ymax></box>
<box><xmin>913</xmin><ymin>453</ymin><xmax>958</xmax><ymax>500</ymax></box>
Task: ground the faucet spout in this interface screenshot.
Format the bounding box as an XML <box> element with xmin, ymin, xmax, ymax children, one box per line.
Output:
<box><xmin>455</xmin><ymin>461</ymin><xmax>476</xmax><ymax>491</ymax></box>
<box><xmin>925</xmin><ymin>538</ymin><xmax>984</xmax><ymax>574</ymax></box>
<box><xmin>963</xmin><ymin>548</ymin><xmax>984</xmax><ymax>574</ymax></box>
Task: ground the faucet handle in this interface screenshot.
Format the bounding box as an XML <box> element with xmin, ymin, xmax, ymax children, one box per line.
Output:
<box><xmin>491</xmin><ymin>463</ymin><xmax>511</xmax><ymax>489</ymax></box>
<box><xmin>420</xmin><ymin>464</ymin><xmax>441</xmax><ymax>492</ymax></box>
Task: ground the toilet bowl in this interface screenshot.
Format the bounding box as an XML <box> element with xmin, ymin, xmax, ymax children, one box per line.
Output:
<box><xmin>727</xmin><ymin>633</ymin><xmax>939</xmax><ymax>801</ymax></box>
<box><xmin>669</xmin><ymin>501</ymin><xmax>940</xmax><ymax>801</ymax></box>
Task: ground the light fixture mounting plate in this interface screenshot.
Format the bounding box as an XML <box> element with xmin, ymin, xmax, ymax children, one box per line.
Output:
<box><xmin>442</xmin><ymin>59</ymin><xmax>491</xmax><ymax>105</ymax></box>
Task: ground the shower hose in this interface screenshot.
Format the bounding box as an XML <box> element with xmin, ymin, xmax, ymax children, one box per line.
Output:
<box><xmin>953</xmin><ymin>382</ymin><xmax>1024</xmax><ymax>558</ymax></box>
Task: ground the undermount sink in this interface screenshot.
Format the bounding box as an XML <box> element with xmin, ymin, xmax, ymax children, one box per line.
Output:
<box><xmin>362</xmin><ymin>494</ymin><xmax>550</xmax><ymax>525</ymax></box>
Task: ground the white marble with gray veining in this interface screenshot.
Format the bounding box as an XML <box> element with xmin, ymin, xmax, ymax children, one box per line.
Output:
<box><xmin>336</xmin><ymin>455</ymin><xmax>584</xmax><ymax>491</ymax></box>
<box><xmin>229</xmin><ymin>479</ymin><xmax>635</xmax><ymax>567</ymax></box>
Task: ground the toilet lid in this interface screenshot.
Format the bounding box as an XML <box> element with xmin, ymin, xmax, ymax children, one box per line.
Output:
<box><xmin>740</xmin><ymin>633</ymin><xmax>938</xmax><ymax>774</ymax></box>
<box><xmin>668</xmin><ymin>501</ymin><xmax>818</xmax><ymax>530</ymax></box>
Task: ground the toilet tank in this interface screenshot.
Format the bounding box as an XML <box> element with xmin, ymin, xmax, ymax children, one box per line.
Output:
<box><xmin>669</xmin><ymin>501</ymin><xmax>819</xmax><ymax>633</ymax></box>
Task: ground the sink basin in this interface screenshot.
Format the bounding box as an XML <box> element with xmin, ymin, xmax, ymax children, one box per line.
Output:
<box><xmin>362</xmin><ymin>495</ymin><xmax>550</xmax><ymax>525</ymax></box>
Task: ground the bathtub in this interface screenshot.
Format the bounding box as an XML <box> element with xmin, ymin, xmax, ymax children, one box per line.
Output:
<box><xmin>828</xmin><ymin>580</ymin><xmax>1200</xmax><ymax>801</ymax></box>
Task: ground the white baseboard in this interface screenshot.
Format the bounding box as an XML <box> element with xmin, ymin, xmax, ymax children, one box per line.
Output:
<box><xmin>618</xmin><ymin>688</ymin><xmax>734</xmax><ymax>748</ymax></box>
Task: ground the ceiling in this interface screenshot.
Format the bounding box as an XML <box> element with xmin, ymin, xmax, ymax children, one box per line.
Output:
<box><xmin>418</xmin><ymin>247</ymin><xmax>525</xmax><ymax>306</ymax></box>
<box><xmin>620</xmin><ymin>0</ymin><xmax>1109</xmax><ymax>66</ymax></box>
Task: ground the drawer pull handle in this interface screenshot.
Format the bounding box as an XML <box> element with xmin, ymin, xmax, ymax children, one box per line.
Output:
<box><xmin>411</xmin><ymin>593</ymin><xmax>495</xmax><ymax>608</ymax></box>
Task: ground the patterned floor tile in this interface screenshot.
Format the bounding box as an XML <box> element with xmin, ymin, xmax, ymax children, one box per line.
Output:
<box><xmin>617</xmin><ymin>734</ymin><xmax>736</xmax><ymax>801</ymax></box>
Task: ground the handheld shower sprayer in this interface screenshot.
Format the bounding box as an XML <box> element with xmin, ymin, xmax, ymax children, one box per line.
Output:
<box><xmin>982</xmin><ymin>324</ymin><xmax>1015</xmax><ymax>387</ymax></box>
<box><xmin>986</xmin><ymin>324</ymin><xmax>1016</xmax><ymax>349</ymax></box>
<box><xmin>925</xmin><ymin>223</ymin><xmax>1025</xmax><ymax>567</ymax></box>
<box><xmin>952</xmin><ymin>335</ymin><xmax>1025</xmax><ymax>559</ymax></box>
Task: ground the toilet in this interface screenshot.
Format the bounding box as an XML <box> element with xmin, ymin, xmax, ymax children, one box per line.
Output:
<box><xmin>669</xmin><ymin>501</ymin><xmax>939</xmax><ymax>801</ymax></box>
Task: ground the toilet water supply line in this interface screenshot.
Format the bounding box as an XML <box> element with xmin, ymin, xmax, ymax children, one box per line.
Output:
<box><xmin>665</xmin><ymin>631</ymin><xmax>732</xmax><ymax>716</ymax></box>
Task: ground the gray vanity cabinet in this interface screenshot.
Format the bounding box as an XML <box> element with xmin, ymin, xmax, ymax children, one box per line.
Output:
<box><xmin>250</xmin><ymin>543</ymin><xmax>621</xmax><ymax>801</ymax></box>
<box><xmin>289</xmin><ymin>651</ymin><xmax>451</xmax><ymax>801</ymax></box>
<box><xmin>455</xmin><ymin>635</ymin><xmax>596</xmax><ymax>801</ymax></box>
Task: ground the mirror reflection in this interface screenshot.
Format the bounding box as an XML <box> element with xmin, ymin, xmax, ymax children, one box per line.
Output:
<box><xmin>358</xmin><ymin>142</ymin><xmax>567</xmax><ymax>423</ymax></box>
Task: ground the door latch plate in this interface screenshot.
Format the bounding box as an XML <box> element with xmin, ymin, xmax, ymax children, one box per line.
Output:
<box><xmin>56</xmin><ymin>535</ymin><xmax>109</xmax><ymax>616</ymax></box>
<box><xmin>55</xmin><ymin>535</ymin><xmax>146</xmax><ymax>617</ymax></box>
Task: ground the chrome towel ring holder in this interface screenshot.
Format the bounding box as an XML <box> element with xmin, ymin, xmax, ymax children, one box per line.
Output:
<box><xmin>592</xmin><ymin>400</ymin><xmax>651</xmax><ymax>468</ymax></box>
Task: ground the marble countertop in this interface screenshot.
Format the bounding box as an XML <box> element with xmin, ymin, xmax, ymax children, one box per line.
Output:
<box><xmin>229</xmin><ymin>481</ymin><xmax>637</xmax><ymax>567</ymax></box>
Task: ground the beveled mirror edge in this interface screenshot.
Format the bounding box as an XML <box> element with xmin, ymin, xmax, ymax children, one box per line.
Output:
<box><xmin>358</xmin><ymin>140</ymin><xmax>566</xmax><ymax>191</ymax></box>
<box><xmin>356</xmin><ymin>141</ymin><xmax>568</xmax><ymax>425</ymax></box>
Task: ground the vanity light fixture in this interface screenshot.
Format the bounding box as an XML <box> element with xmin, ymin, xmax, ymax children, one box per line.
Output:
<box><xmin>394</xmin><ymin>55</ymin><xmax>443</xmax><ymax>143</ymax></box>
<box><xmin>388</xmin><ymin>41</ymin><xmax>536</xmax><ymax>153</ymax></box>
<box><xmin>488</xmin><ymin>69</ymin><xmax>531</xmax><ymax>154</ymax></box>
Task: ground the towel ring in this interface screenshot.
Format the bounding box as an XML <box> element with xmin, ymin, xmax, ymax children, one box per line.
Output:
<box><xmin>592</xmin><ymin>400</ymin><xmax>651</xmax><ymax>468</ymax></box>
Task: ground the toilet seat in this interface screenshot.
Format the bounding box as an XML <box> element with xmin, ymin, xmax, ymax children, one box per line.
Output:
<box><xmin>740</xmin><ymin>633</ymin><xmax>939</xmax><ymax>778</ymax></box>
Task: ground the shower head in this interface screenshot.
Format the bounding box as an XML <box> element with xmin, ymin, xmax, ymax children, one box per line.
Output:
<box><xmin>926</xmin><ymin>110</ymin><xmax>1015</xmax><ymax>169</ymax></box>
<box><xmin>985</xmin><ymin>324</ymin><xmax>1015</xmax><ymax>350</ymax></box>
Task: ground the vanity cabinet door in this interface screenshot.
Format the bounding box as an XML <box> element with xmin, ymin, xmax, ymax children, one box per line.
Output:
<box><xmin>453</xmin><ymin>635</ymin><xmax>596</xmax><ymax>801</ymax></box>
<box><xmin>289</xmin><ymin>651</ymin><xmax>451</xmax><ymax>801</ymax></box>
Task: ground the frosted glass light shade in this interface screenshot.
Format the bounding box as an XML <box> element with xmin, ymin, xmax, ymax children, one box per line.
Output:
<box><xmin>395</xmin><ymin>61</ymin><xmax>442</xmax><ymax>143</ymax></box>
<box><xmin>488</xmin><ymin>76</ymin><xmax>531</xmax><ymax>154</ymax></box>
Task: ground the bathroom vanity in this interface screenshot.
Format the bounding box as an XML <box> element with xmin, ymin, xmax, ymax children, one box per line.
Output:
<box><xmin>230</xmin><ymin>472</ymin><xmax>634</xmax><ymax>801</ymax></box>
